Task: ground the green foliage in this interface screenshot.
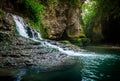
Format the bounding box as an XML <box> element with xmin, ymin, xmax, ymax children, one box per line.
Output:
<box><xmin>93</xmin><ymin>0</ymin><xmax>120</xmax><ymax>21</ymax></box>
<box><xmin>70</xmin><ymin>38</ymin><xmax>90</xmax><ymax>47</ymax></box>
<box><xmin>81</xmin><ymin>0</ymin><xmax>96</xmax><ymax>39</ymax></box>
<box><xmin>81</xmin><ymin>0</ymin><xmax>120</xmax><ymax>42</ymax></box>
<box><xmin>29</xmin><ymin>20</ymin><xmax>48</xmax><ymax>38</ymax></box>
<box><xmin>73</xmin><ymin>38</ymin><xmax>83</xmax><ymax>47</ymax></box>
<box><xmin>82</xmin><ymin>0</ymin><xmax>120</xmax><ymax>28</ymax></box>
<box><xmin>21</xmin><ymin>0</ymin><xmax>44</xmax><ymax>22</ymax></box>
<box><xmin>20</xmin><ymin>0</ymin><xmax>48</xmax><ymax>38</ymax></box>
<box><xmin>81</xmin><ymin>0</ymin><xmax>96</xmax><ymax>25</ymax></box>
<box><xmin>60</xmin><ymin>40</ymin><xmax>71</xmax><ymax>44</ymax></box>
<box><xmin>80</xmin><ymin>33</ymin><xmax>86</xmax><ymax>38</ymax></box>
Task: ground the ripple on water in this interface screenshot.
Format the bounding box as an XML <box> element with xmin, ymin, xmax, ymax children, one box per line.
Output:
<box><xmin>76</xmin><ymin>51</ymin><xmax>120</xmax><ymax>81</ymax></box>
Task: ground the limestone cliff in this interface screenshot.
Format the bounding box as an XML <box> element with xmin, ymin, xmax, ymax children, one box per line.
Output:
<box><xmin>42</xmin><ymin>1</ymin><xmax>84</xmax><ymax>39</ymax></box>
<box><xmin>0</xmin><ymin>0</ymin><xmax>85</xmax><ymax>40</ymax></box>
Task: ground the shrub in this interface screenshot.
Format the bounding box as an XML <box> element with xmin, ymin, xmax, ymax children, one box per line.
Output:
<box><xmin>20</xmin><ymin>0</ymin><xmax>48</xmax><ymax>38</ymax></box>
<box><xmin>21</xmin><ymin>0</ymin><xmax>44</xmax><ymax>22</ymax></box>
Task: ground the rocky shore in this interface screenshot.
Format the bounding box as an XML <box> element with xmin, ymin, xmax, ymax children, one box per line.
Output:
<box><xmin>0</xmin><ymin>13</ymin><xmax>82</xmax><ymax>71</ymax></box>
<box><xmin>0</xmin><ymin>36</ymin><xmax>79</xmax><ymax>71</ymax></box>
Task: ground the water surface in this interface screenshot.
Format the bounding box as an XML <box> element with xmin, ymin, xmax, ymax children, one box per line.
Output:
<box><xmin>1</xmin><ymin>46</ymin><xmax>120</xmax><ymax>81</ymax></box>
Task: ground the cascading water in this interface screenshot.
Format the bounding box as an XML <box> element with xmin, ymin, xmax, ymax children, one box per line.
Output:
<box><xmin>12</xmin><ymin>14</ymin><xmax>120</xmax><ymax>57</ymax></box>
<box><xmin>12</xmin><ymin>15</ymin><xmax>42</xmax><ymax>41</ymax></box>
<box><xmin>12</xmin><ymin>14</ymin><xmax>90</xmax><ymax>56</ymax></box>
<box><xmin>12</xmin><ymin>15</ymin><xmax>29</xmax><ymax>38</ymax></box>
<box><xmin>11</xmin><ymin>14</ymin><xmax>120</xmax><ymax>81</ymax></box>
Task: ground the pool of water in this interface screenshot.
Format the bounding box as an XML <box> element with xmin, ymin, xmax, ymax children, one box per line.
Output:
<box><xmin>0</xmin><ymin>46</ymin><xmax>120</xmax><ymax>81</ymax></box>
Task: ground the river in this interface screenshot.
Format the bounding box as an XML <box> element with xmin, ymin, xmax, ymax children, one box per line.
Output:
<box><xmin>0</xmin><ymin>15</ymin><xmax>120</xmax><ymax>81</ymax></box>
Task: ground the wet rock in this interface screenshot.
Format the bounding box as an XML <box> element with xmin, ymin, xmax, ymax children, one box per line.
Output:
<box><xmin>0</xmin><ymin>12</ymin><xmax>80</xmax><ymax>70</ymax></box>
<box><xmin>0</xmin><ymin>36</ymin><xmax>79</xmax><ymax>71</ymax></box>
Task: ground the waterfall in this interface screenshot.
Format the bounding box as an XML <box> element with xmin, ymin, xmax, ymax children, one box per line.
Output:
<box><xmin>12</xmin><ymin>14</ymin><xmax>99</xmax><ymax>57</ymax></box>
<box><xmin>11</xmin><ymin>14</ymin><xmax>120</xmax><ymax>81</ymax></box>
<box><xmin>12</xmin><ymin>15</ymin><xmax>43</xmax><ymax>41</ymax></box>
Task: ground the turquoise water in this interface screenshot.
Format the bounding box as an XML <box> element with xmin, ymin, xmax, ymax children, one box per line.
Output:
<box><xmin>0</xmin><ymin>46</ymin><xmax>120</xmax><ymax>81</ymax></box>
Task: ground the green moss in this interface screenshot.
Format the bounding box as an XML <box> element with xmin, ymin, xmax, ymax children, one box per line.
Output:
<box><xmin>41</xmin><ymin>26</ymin><xmax>49</xmax><ymax>38</ymax></box>
<box><xmin>21</xmin><ymin>0</ymin><xmax>44</xmax><ymax>22</ymax></box>
<box><xmin>80</xmin><ymin>33</ymin><xmax>86</xmax><ymax>38</ymax></box>
<box><xmin>71</xmin><ymin>38</ymin><xmax>83</xmax><ymax>47</ymax></box>
<box><xmin>20</xmin><ymin>0</ymin><xmax>48</xmax><ymax>38</ymax></box>
<box><xmin>28</xmin><ymin>20</ymin><xmax>48</xmax><ymax>38</ymax></box>
<box><xmin>18</xmin><ymin>0</ymin><xmax>84</xmax><ymax>39</ymax></box>
<box><xmin>60</xmin><ymin>40</ymin><xmax>71</xmax><ymax>43</ymax></box>
<box><xmin>70</xmin><ymin>38</ymin><xmax>90</xmax><ymax>47</ymax></box>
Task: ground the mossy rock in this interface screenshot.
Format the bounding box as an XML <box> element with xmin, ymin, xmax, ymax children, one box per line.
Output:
<box><xmin>79</xmin><ymin>33</ymin><xmax>86</xmax><ymax>38</ymax></box>
<box><xmin>70</xmin><ymin>38</ymin><xmax>90</xmax><ymax>47</ymax></box>
<box><xmin>70</xmin><ymin>38</ymin><xmax>83</xmax><ymax>47</ymax></box>
<box><xmin>81</xmin><ymin>38</ymin><xmax>90</xmax><ymax>46</ymax></box>
<box><xmin>59</xmin><ymin>40</ymin><xmax>72</xmax><ymax>46</ymax></box>
<box><xmin>60</xmin><ymin>40</ymin><xmax>71</xmax><ymax>44</ymax></box>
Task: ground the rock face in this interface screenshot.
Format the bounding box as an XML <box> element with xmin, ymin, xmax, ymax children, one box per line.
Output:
<box><xmin>66</xmin><ymin>8</ymin><xmax>84</xmax><ymax>38</ymax></box>
<box><xmin>42</xmin><ymin>4</ymin><xmax>68</xmax><ymax>39</ymax></box>
<box><xmin>0</xmin><ymin>13</ymin><xmax>14</xmax><ymax>43</ymax></box>
<box><xmin>0</xmin><ymin>0</ymin><xmax>85</xmax><ymax>40</ymax></box>
<box><xmin>42</xmin><ymin>2</ymin><xmax>84</xmax><ymax>39</ymax></box>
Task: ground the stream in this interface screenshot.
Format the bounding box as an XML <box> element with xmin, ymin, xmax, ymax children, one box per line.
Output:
<box><xmin>0</xmin><ymin>15</ymin><xmax>120</xmax><ymax>81</ymax></box>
